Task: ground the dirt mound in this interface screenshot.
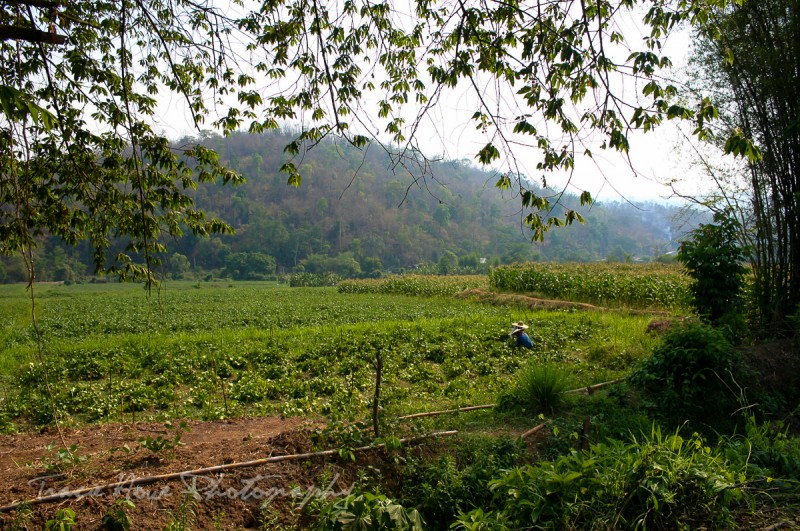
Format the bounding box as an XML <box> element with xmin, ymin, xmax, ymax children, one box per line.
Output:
<box><xmin>0</xmin><ymin>417</ymin><xmax>341</xmax><ymax>529</ymax></box>
<box><xmin>741</xmin><ymin>339</ymin><xmax>800</xmax><ymax>421</ymax></box>
<box><xmin>456</xmin><ymin>288</ymin><xmax>599</xmax><ymax>310</ymax></box>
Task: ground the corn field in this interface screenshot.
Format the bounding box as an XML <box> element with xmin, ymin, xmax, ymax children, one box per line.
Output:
<box><xmin>489</xmin><ymin>263</ymin><xmax>691</xmax><ymax>309</ymax></box>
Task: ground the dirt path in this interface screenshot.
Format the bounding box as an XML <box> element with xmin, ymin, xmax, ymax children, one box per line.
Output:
<box><xmin>455</xmin><ymin>288</ymin><xmax>669</xmax><ymax>315</ymax></box>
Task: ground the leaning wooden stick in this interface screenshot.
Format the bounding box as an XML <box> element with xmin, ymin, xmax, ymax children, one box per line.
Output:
<box><xmin>521</xmin><ymin>422</ymin><xmax>549</xmax><ymax>439</ymax></box>
<box><xmin>565</xmin><ymin>377</ymin><xmax>626</xmax><ymax>395</ymax></box>
<box><xmin>0</xmin><ymin>430</ymin><xmax>458</xmax><ymax>513</ymax></box>
<box><xmin>397</xmin><ymin>404</ymin><xmax>496</xmax><ymax>420</ymax></box>
<box><xmin>398</xmin><ymin>378</ymin><xmax>627</xmax><ymax>421</ymax></box>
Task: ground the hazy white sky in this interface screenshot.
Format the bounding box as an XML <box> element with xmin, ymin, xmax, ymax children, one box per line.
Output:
<box><xmin>151</xmin><ymin>10</ymin><xmax>712</xmax><ymax>205</ymax></box>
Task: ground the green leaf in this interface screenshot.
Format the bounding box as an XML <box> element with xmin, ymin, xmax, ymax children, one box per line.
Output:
<box><xmin>476</xmin><ymin>143</ymin><xmax>500</xmax><ymax>165</ymax></box>
<box><xmin>495</xmin><ymin>174</ymin><xmax>512</xmax><ymax>190</ymax></box>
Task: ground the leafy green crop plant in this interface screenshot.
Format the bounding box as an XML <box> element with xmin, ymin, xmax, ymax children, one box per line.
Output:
<box><xmin>27</xmin><ymin>443</ymin><xmax>85</xmax><ymax>474</ymax></box>
<box><xmin>101</xmin><ymin>499</ymin><xmax>135</xmax><ymax>531</ymax></box>
<box><xmin>314</xmin><ymin>491</ymin><xmax>424</xmax><ymax>530</ymax></box>
<box><xmin>44</xmin><ymin>508</ymin><xmax>77</xmax><ymax>531</ymax></box>
<box><xmin>138</xmin><ymin>420</ymin><xmax>190</xmax><ymax>459</ymax></box>
<box><xmin>455</xmin><ymin>426</ymin><xmax>745</xmax><ymax>530</ymax></box>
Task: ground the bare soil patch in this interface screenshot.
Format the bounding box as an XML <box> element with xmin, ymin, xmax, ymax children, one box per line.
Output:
<box><xmin>0</xmin><ymin>416</ymin><xmax>358</xmax><ymax>529</ymax></box>
<box><xmin>456</xmin><ymin>288</ymin><xmax>668</xmax><ymax>315</ymax></box>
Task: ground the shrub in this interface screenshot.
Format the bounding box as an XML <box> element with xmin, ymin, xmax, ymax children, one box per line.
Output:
<box><xmin>722</xmin><ymin>413</ymin><xmax>800</xmax><ymax>481</ymax></box>
<box><xmin>399</xmin><ymin>436</ymin><xmax>524</xmax><ymax>528</ymax></box>
<box><xmin>314</xmin><ymin>492</ymin><xmax>424</xmax><ymax>530</ymax></box>
<box><xmin>629</xmin><ymin>321</ymin><xmax>744</xmax><ymax>429</ymax></box>
<box><xmin>677</xmin><ymin>211</ymin><xmax>748</xmax><ymax>326</ymax></box>
<box><xmin>454</xmin><ymin>427</ymin><xmax>745</xmax><ymax>530</ymax></box>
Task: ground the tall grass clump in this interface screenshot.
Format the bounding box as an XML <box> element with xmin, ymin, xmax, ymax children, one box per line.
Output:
<box><xmin>498</xmin><ymin>362</ymin><xmax>571</xmax><ymax>414</ymax></box>
<box><xmin>453</xmin><ymin>427</ymin><xmax>746</xmax><ymax>530</ymax></box>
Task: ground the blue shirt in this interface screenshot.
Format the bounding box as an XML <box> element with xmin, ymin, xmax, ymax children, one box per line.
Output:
<box><xmin>515</xmin><ymin>331</ymin><xmax>533</xmax><ymax>348</ymax></box>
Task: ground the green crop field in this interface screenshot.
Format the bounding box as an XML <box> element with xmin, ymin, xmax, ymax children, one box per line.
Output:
<box><xmin>0</xmin><ymin>280</ymin><xmax>657</xmax><ymax>430</ymax></box>
<box><xmin>2</xmin><ymin>273</ymin><xmax>797</xmax><ymax>531</ymax></box>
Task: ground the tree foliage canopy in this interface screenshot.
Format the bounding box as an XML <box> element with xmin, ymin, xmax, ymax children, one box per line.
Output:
<box><xmin>677</xmin><ymin>210</ymin><xmax>747</xmax><ymax>323</ymax></box>
<box><xmin>687</xmin><ymin>0</ymin><xmax>799</xmax><ymax>333</ymax></box>
<box><xmin>1</xmin><ymin>0</ymin><xmax>740</xmax><ymax>282</ymax></box>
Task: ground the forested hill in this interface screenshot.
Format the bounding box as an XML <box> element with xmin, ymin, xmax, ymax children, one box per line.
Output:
<box><xmin>186</xmin><ymin>131</ymin><xmax>698</xmax><ymax>272</ymax></box>
<box><xmin>1</xmin><ymin>131</ymin><xmax>703</xmax><ymax>282</ymax></box>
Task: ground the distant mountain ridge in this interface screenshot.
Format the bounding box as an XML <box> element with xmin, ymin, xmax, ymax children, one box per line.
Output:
<box><xmin>185</xmin><ymin>131</ymin><xmax>701</xmax><ymax>270</ymax></box>
<box><xmin>0</xmin><ymin>131</ymin><xmax>705</xmax><ymax>282</ymax></box>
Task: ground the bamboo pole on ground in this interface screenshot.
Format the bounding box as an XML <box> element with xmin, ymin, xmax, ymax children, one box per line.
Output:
<box><xmin>0</xmin><ymin>430</ymin><xmax>458</xmax><ymax>513</ymax></box>
<box><xmin>520</xmin><ymin>422</ymin><xmax>548</xmax><ymax>439</ymax></box>
<box><xmin>397</xmin><ymin>404</ymin><xmax>496</xmax><ymax>420</ymax></box>
<box><xmin>397</xmin><ymin>378</ymin><xmax>627</xmax><ymax>421</ymax></box>
<box><xmin>565</xmin><ymin>378</ymin><xmax>626</xmax><ymax>395</ymax></box>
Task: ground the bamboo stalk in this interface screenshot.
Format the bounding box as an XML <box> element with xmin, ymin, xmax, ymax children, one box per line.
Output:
<box><xmin>0</xmin><ymin>430</ymin><xmax>458</xmax><ymax>513</ymax></box>
<box><xmin>397</xmin><ymin>378</ymin><xmax>627</xmax><ymax>421</ymax></box>
<box><xmin>521</xmin><ymin>422</ymin><xmax>548</xmax><ymax>439</ymax></box>
<box><xmin>397</xmin><ymin>404</ymin><xmax>496</xmax><ymax>420</ymax></box>
<box><xmin>565</xmin><ymin>378</ymin><xmax>626</xmax><ymax>395</ymax></box>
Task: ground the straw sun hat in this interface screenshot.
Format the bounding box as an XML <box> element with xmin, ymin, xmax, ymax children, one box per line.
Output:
<box><xmin>511</xmin><ymin>321</ymin><xmax>529</xmax><ymax>332</ymax></box>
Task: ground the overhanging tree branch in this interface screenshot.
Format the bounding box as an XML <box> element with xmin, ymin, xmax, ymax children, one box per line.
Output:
<box><xmin>0</xmin><ymin>25</ymin><xmax>64</xmax><ymax>44</ymax></box>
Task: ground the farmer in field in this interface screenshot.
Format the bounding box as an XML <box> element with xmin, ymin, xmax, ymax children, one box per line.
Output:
<box><xmin>510</xmin><ymin>321</ymin><xmax>533</xmax><ymax>348</ymax></box>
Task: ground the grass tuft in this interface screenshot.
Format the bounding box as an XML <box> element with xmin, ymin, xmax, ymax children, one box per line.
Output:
<box><xmin>511</xmin><ymin>362</ymin><xmax>572</xmax><ymax>414</ymax></box>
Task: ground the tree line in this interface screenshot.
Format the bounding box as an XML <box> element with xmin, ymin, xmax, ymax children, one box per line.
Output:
<box><xmin>0</xmin><ymin>130</ymin><xmax>702</xmax><ymax>283</ymax></box>
<box><xmin>2</xmin><ymin>0</ymin><xmax>796</xmax><ymax>333</ymax></box>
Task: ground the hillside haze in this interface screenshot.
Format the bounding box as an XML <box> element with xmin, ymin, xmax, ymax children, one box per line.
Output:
<box><xmin>182</xmin><ymin>131</ymin><xmax>698</xmax><ymax>275</ymax></box>
<box><xmin>2</xmin><ymin>131</ymin><xmax>701</xmax><ymax>282</ymax></box>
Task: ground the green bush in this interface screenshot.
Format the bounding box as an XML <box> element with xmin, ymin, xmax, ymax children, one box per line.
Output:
<box><xmin>677</xmin><ymin>211</ymin><xmax>747</xmax><ymax>326</ymax></box>
<box><xmin>314</xmin><ymin>492</ymin><xmax>424</xmax><ymax>530</ymax></box>
<box><xmin>629</xmin><ymin>322</ymin><xmax>744</xmax><ymax>429</ymax></box>
<box><xmin>399</xmin><ymin>436</ymin><xmax>524</xmax><ymax>528</ymax></box>
<box><xmin>722</xmin><ymin>413</ymin><xmax>800</xmax><ymax>481</ymax></box>
<box><xmin>454</xmin><ymin>427</ymin><xmax>745</xmax><ymax>530</ymax></box>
